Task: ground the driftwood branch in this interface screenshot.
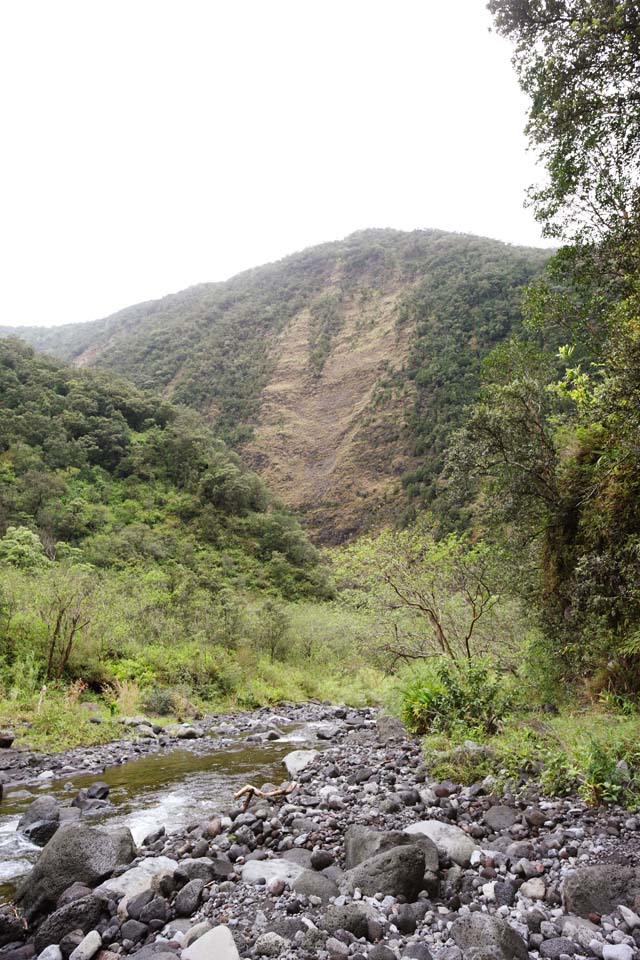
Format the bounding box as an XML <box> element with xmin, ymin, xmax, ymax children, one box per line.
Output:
<box><xmin>233</xmin><ymin>781</ymin><xmax>298</xmax><ymax>811</ymax></box>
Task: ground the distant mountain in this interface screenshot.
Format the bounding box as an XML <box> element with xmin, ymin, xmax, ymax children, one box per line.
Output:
<box><xmin>6</xmin><ymin>229</ymin><xmax>551</xmax><ymax>541</ymax></box>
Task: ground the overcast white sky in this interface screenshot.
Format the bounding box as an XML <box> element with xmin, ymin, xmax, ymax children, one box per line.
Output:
<box><xmin>0</xmin><ymin>1</ymin><xmax>550</xmax><ymax>328</ymax></box>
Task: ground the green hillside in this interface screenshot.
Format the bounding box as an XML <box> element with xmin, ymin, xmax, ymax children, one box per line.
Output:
<box><xmin>5</xmin><ymin>230</ymin><xmax>551</xmax><ymax>531</ymax></box>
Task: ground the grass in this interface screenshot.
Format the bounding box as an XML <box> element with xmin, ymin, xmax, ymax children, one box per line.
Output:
<box><xmin>418</xmin><ymin>706</ymin><xmax>640</xmax><ymax>808</ymax></box>
<box><xmin>0</xmin><ymin>660</ymin><xmax>391</xmax><ymax>752</ymax></box>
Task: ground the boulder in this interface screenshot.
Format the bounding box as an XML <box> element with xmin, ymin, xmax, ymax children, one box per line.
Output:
<box><xmin>292</xmin><ymin>869</ymin><xmax>339</xmax><ymax>903</ymax></box>
<box><xmin>322</xmin><ymin>903</ymin><xmax>375</xmax><ymax>938</ymax></box>
<box><xmin>376</xmin><ymin>715</ymin><xmax>407</xmax><ymax>743</ymax></box>
<box><xmin>34</xmin><ymin>896</ymin><xmax>106</xmax><ymax>953</ymax></box>
<box><xmin>17</xmin><ymin>796</ymin><xmax>59</xmax><ymax>831</ymax></box>
<box><xmin>404</xmin><ymin>820</ymin><xmax>478</xmax><ymax>866</ymax></box>
<box><xmin>94</xmin><ymin>856</ymin><xmax>178</xmax><ymax>917</ymax></box>
<box><xmin>0</xmin><ymin>729</ymin><xmax>14</xmax><ymax>749</ymax></box>
<box><xmin>451</xmin><ymin>912</ymin><xmax>528</xmax><ymax>960</ymax></box>
<box><xmin>0</xmin><ymin>910</ymin><xmax>26</xmax><ymax>947</ymax></box>
<box><xmin>340</xmin><ymin>844</ymin><xmax>425</xmax><ymax>900</ymax></box>
<box><xmin>344</xmin><ymin>825</ymin><xmax>416</xmax><ymax>870</ymax></box>
<box><xmin>282</xmin><ymin>750</ymin><xmax>319</xmax><ymax>777</ymax></box>
<box><xmin>23</xmin><ymin>820</ymin><xmax>60</xmax><ymax>846</ymax></box>
<box><xmin>242</xmin><ymin>859</ymin><xmax>305</xmax><ymax>885</ymax></box>
<box><xmin>174</xmin><ymin>879</ymin><xmax>205</xmax><ymax>916</ymax></box>
<box><xmin>16</xmin><ymin>825</ymin><xmax>136</xmax><ymax>920</ymax></box>
<box><xmin>181</xmin><ymin>925</ymin><xmax>240</xmax><ymax>960</ymax></box>
<box><xmin>483</xmin><ymin>805</ymin><xmax>521</xmax><ymax>832</ymax></box>
<box><xmin>562</xmin><ymin>864</ymin><xmax>640</xmax><ymax>918</ymax></box>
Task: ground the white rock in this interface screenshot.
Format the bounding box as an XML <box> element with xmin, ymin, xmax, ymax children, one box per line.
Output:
<box><xmin>182</xmin><ymin>926</ymin><xmax>240</xmax><ymax>960</ymax></box>
<box><xmin>94</xmin><ymin>856</ymin><xmax>178</xmax><ymax>916</ymax></box>
<box><xmin>282</xmin><ymin>750</ymin><xmax>319</xmax><ymax>777</ymax></box>
<box><xmin>602</xmin><ymin>945</ymin><xmax>634</xmax><ymax>960</ymax></box>
<box><xmin>38</xmin><ymin>947</ymin><xmax>63</xmax><ymax>960</ymax></box>
<box><xmin>404</xmin><ymin>820</ymin><xmax>478</xmax><ymax>866</ymax></box>
<box><xmin>519</xmin><ymin>877</ymin><xmax>546</xmax><ymax>900</ymax></box>
<box><xmin>242</xmin><ymin>858</ymin><xmax>306</xmax><ymax>885</ymax></box>
<box><xmin>618</xmin><ymin>905</ymin><xmax>640</xmax><ymax>930</ymax></box>
<box><xmin>69</xmin><ymin>931</ymin><xmax>101</xmax><ymax>960</ymax></box>
<box><xmin>183</xmin><ymin>921</ymin><xmax>213</xmax><ymax>948</ymax></box>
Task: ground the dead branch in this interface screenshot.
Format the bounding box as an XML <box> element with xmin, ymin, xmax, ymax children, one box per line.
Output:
<box><xmin>233</xmin><ymin>781</ymin><xmax>298</xmax><ymax>811</ymax></box>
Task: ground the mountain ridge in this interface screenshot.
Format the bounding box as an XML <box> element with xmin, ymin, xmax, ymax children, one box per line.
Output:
<box><xmin>3</xmin><ymin>228</ymin><xmax>551</xmax><ymax>541</ymax></box>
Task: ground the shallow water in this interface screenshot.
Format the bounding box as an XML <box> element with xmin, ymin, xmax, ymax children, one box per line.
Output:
<box><xmin>0</xmin><ymin>722</ymin><xmax>320</xmax><ymax>898</ymax></box>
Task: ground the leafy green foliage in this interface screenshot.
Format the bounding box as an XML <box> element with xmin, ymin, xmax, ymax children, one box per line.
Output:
<box><xmin>4</xmin><ymin>230</ymin><xmax>550</xmax><ymax>520</ymax></box>
<box><xmin>399</xmin><ymin>658</ymin><xmax>513</xmax><ymax>736</ymax></box>
<box><xmin>0</xmin><ymin>337</ymin><xmax>325</xmax><ymax>598</ymax></box>
<box><xmin>335</xmin><ymin>518</ymin><xmax>512</xmax><ymax>664</ymax></box>
<box><xmin>489</xmin><ymin>0</ymin><xmax>640</xmax><ymax>241</ymax></box>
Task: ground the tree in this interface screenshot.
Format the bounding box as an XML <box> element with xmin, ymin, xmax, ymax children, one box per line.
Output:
<box><xmin>489</xmin><ymin>0</ymin><xmax>640</xmax><ymax>241</ymax></box>
<box><xmin>41</xmin><ymin>565</ymin><xmax>97</xmax><ymax>680</ymax></box>
<box><xmin>0</xmin><ymin>526</ymin><xmax>48</xmax><ymax>568</ymax></box>
<box><xmin>335</xmin><ymin>519</ymin><xmax>502</xmax><ymax>664</ymax></box>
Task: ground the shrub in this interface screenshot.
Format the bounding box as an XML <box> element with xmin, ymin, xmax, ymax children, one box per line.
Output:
<box><xmin>400</xmin><ymin>658</ymin><xmax>513</xmax><ymax>736</ymax></box>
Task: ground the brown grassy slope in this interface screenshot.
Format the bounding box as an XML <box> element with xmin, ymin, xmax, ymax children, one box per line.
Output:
<box><xmin>243</xmin><ymin>279</ymin><xmax>417</xmax><ymax>543</ymax></box>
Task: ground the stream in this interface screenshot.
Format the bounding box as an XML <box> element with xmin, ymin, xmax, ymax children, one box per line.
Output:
<box><xmin>0</xmin><ymin>722</ymin><xmax>320</xmax><ymax>898</ymax></box>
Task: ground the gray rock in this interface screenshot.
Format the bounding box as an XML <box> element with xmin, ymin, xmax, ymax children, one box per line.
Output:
<box><xmin>283</xmin><ymin>750</ymin><xmax>319</xmax><ymax>777</ymax></box>
<box><xmin>242</xmin><ymin>859</ymin><xmax>305</xmax><ymax>885</ymax></box>
<box><xmin>182</xmin><ymin>925</ymin><xmax>240</xmax><ymax>960</ymax></box>
<box><xmin>94</xmin><ymin>856</ymin><xmax>177</xmax><ymax>905</ymax></box>
<box><xmin>402</xmin><ymin>946</ymin><xmax>433</xmax><ymax>960</ymax></box>
<box><xmin>68</xmin><ymin>931</ymin><xmax>102</xmax><ymax>960</ymax></box>
<box><xmin>539</xmin><ymin>939</ymin><xmax>578</xmax><ymax>958</ymax></box>
<box><xmin>17</xmin><ymin>825</ymin><xmax>136</xmax><ymax>919</ymax></box>
<box><xmin>344</xmin><ymin>825</ymin><xmax>417</xmax><ymax>870</ymax></box>
<box><xmin>18</xmin><ymin>796</ymin><xmax>60</xmax><ymax>831</ymax></box>
<box><xmin>34</xmin><ymin>896</ymin><xmax>106</xmax><ymax>953</ymax></box>
<box><xmin>174</xmin><ymin>858</ymin><xmax>215</xmax><ymax>882</ymax></box>
<box><xmin>293</xmin><ymin>869</ymin><xmax>339</xmax><ymax>903</ymax></box>
<box><xmin>559</xmin><ymin>915</ymin><xmax>600</xmax><ymax>950</ymax></box>
<box><xmin>340</xmin><ymin>844</ymin><xmax>425</xmax><ymax>900</ymax></box>
<box><xmin>376</xmin><ymin>715</ymin><xmax>407</xmax><ymax>742</ymax></box>
<box><xmin>602</xmin><ymin>946</ymin><xmax>634</xmax><ymax>960</ymax></box>
<box><xmin>370</xmin><ymin>948</ymin><xmax>396</xmax><ymax>960</ymax></box>
<box><xmin>562</xmin><ymin>864</ymin><xmax>640</xmax><ymax>918</ymax></box>
<box><xmin>326</xmin><ymin>937</ymin><xmax>349</xmax><ymax>958</ymax></box>
<box><xmin>0</xmin><ymin>729</ymin><xmax>14</xmax><ymax>748</ymax></box>
<box><xmin>120</xmin><ymin>919</ymin><xmax>147</xmax><ymax>942</ymax></box>
<box><xmin>37</xmin><ymin>947</ymin><xmax>63</xmax><ymax>960</ymax></box>
<box><xmin>23</xmin><ymin>820</ymin><xmax>60</xmax><ymax>847</ymax></box>
<box><xmin>484</xmin><ymin>805</ymin><xmax>521</xmax><ymax>832</ymax></box>
<box><xmin>183</xmin><ymin>921</ymin><xmax>213</xmax><ymax>948</ymax></box>
<box><xmin>451</xmin><ymin>912</ymin><xmax>528</xmax><ymax>960</ymax></box>
<box><xmin>175</xmin><ymin>878</ymin><xmax>205</xmax><ymax>916</ymax></box>
<box><xmin>322</xmin><ymin>903</ymin><xmax>374</xmax><ymax>938</ymax></box>
<box><xmin>404</xmin><ymin>820</ymin><xmax>477</xmax><ymax>866</ymax></box>
<box><xmin>0</xmin><ymin>911</ymin><xmax>27</xmax><ymax>948</ymax></box>
<box><xmin>254</xmin><ymin>932</ymin><xmax>289</xmax><ymax>956</ymax></box>
<box><xmin>86</xmin><ymin>782</ymin><xmax>109</xmax><ymax>800</ymax></box>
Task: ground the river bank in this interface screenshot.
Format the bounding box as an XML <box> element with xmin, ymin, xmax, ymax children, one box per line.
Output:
<box><xmin>2</xmin><ymin>703</ymin><xmax>640</xmax><ymax>960</ymax></box>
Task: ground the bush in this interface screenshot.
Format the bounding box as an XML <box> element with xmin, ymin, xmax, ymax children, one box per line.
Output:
<box><xmin>400</xmin><ymin>658</ymin><xmax>513</xmax><ymax>736</ymax></box>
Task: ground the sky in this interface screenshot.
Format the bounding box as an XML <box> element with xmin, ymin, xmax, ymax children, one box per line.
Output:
<box><xmin>0</xmin><ymin>0</ymin><xmax>551</xmax><ymax>328</ymax></box>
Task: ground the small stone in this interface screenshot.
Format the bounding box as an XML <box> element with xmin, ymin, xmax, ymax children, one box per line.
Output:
<box><xmin>182</xmin><ymin>926</ymin><xmax>240</xmax><ymax>960</ymax></box>
<box><xmin>520</xmin><ymin>877</ymin><xmax>546</xmax><ymax>900</ymax></box>
<box><xmin>602</xmin><ymin>946</ymin><xmax>634</xmax><ymax>960</ymax></box>
<box><xmin>254</xmin><ymin>932</ymin><xmax>288</xmax><ymax>957</ymax></box>
<box><xmin>69</xmin><ymin>932</ymin><xmax>102</xmax><ymax>960</ymax></box>
<box><xmin>539</xmin><ymin>939</ymin><xmax>578</xmax><ymax>958</ymax></box>
<box><xmin>325</xmin><ymin>938</ymin><xmax>349</xmax><ymax>958</ymax></box>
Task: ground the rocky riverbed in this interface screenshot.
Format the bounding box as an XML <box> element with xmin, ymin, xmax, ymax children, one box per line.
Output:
<box><xmin>2</xmin><ymin>702</ymin><xmax>640</xmax><ymax>960</ymax></box>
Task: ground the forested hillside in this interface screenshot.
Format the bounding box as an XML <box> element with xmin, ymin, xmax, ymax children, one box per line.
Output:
<box><xmin>4</xmin><ymin>230</ymin><xmax>550</xmax><ymax>540</ymax></box>
<box><xmin>0</xmin><ymin>339</ymin><xmax>374</xmax><ymax>722</ymax></box>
